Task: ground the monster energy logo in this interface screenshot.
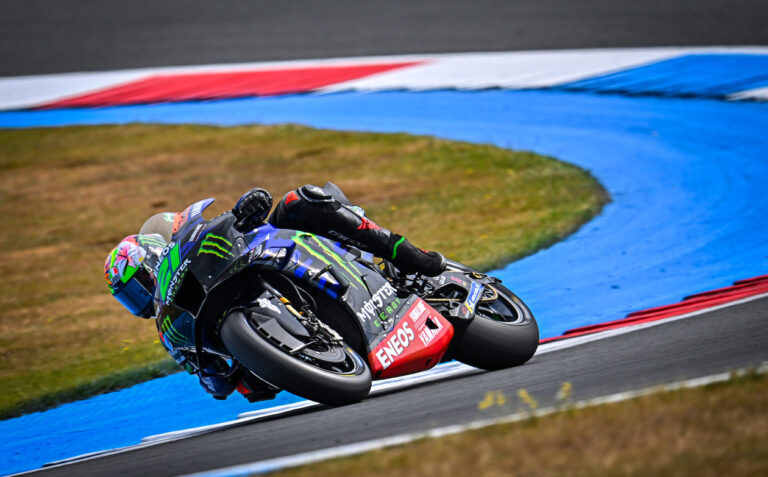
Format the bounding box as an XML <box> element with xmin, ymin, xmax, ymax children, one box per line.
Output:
<box><xmin>292</xmin><ymin>231</ymin><xmax>364</xmax><ymax>289</ymax></box>
<box><xmin>161</xmin><ymin>315</ymin><xmax>187</xmax><ymax>345</ymax></box>
<box><xmin>138</xmin><ymin>234</ymin><xmax>166</xmax><ymax>249</ymax></box>
<box><xmin>198</xmin><ymin>234</ymin><xmax>234</xmax><ymax>259</ymax></box>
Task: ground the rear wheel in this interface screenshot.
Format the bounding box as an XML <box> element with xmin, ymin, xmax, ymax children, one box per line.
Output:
<box><xmin>220</xmin><ymin>309</ymin><xmax>371</xmax><ymax>406</ymax></box>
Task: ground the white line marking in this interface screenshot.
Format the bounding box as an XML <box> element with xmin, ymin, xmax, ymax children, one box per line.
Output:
<box><xmin>143</xmin><ymin>401</ymin><xmax>318</xmax><ymax>442</ymax></box>
<box><xmin>729</xmin><ymin>85</ymin><xmax>768</xmax><ymax>101</ymax></box>
<box><xmin>20</xmin><ymin>291</ymin><xmax>767</xmax><ymax>475</ymax></box>
<box><xmin>181</xmin><ymin>363</ymin><xmax>768</xmax><ymax>477</ymax></box>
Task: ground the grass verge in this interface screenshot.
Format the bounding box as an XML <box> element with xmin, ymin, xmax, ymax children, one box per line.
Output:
<box><xmin>273</xmin><ymin>370</ymin><xmax>768</xmax><ymax>477</ymax></box>
<box><xmin>0</xmin><ymin>123</ymin><xmax>608</xmax><ymax>419</ymax></box>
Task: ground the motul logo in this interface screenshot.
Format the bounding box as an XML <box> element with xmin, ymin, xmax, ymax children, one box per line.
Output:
<box><xmin>375</xmin><ymin>322</ymin><xmax>415</xmax><ymax>370</ymax></box>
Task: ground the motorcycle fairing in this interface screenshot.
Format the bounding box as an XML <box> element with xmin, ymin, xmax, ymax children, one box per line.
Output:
<box><xmin>156</xmin><ymin>309</ymin><xmax>196</xmax><ymax>352</ymax></box>
<box><xmin>246</xmin><ymin>225</ymin><xmax>350</xmax><ymax>300</ymax></box>
<box><xmin>245</xmin><ymin>225</ymin><xmax>401</xmax><ymax>336</ymax></box>
<box><xmin>367</xmin><ymin>297</ymin><xmax>454</xmax><ymax>379</ymax></box>
<box><xmin>155</xmin><ymin>205</ymin><xmax>456</xmax><ymax>381</ymax></box>
<box><xmin>156</xmin><ymin>211</ymin><xmax>246</xmax><ymax>306</ymax></box>
<box><xmin>244</xmin><ymin>225</ymin><xmax>454</xmax><ymax>379</ymax></box>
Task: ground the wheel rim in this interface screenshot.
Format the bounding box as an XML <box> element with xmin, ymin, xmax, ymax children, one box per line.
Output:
<box><xmin>298</xmin><ymin>343</ymin><xmax>367</xmax><ymax>376</ymax></box>
<box><xmin>476</xmin><ymin>285</ymin><xmax>531</xmax><ymax>325</ymax></box>
<box><xmin>246</xmin><ymin>315</ymin><xmax>366</xmax><ymax>376</ymax></box>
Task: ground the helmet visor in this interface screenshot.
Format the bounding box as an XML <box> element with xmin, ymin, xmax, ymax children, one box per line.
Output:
<box><xmin>113</xmin><ymin>267</ymin><xmax>154</xmax><ymax>317</ymax></box>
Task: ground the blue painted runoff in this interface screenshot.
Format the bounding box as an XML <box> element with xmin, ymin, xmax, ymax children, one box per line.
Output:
<box><xmin>2</xmin><ymin>89</ymin><xmax>768</xmax><ymax>474</ymax></box>
<box><xmin>559</xmin><ymin>53</ymin><xmax>768</xmax><ymax>98</ymax></box>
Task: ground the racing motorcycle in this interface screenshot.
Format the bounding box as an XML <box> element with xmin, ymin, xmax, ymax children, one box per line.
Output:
<box><xmin>154</xmin><ymin>198</ymin><xmax>538</xmax><ymax>406</ymax></box>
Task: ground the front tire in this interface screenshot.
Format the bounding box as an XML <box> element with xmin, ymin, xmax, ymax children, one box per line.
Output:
<box><xmin>220</xmin><ymin>310</ymin><xmax>372</xmax><ymax>406</ymax></box>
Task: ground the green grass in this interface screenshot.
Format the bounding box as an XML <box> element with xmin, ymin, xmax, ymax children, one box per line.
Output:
<box><xmin>0</xmin><ymin>124</ymin><xmax>608</xmax><ymax>419</ymax></box>
<box><xmin>272</xmin><ymin>371</ymin><xmax>768</xmax><ymax>477</ymax></box>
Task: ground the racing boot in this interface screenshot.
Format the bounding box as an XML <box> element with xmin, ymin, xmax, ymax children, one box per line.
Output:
<box><xmin>386</xmin><ymin>234</ymin><xmax>446</xmax><ymax>277</ymax></box>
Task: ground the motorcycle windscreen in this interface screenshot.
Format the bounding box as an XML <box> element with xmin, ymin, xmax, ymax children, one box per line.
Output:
<box><xmin>367</xmin><ymin>298</ymin><xmax>453</xmax><ymax>380</ymax></box>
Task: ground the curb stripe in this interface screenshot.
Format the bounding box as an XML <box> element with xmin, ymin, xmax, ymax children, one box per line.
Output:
<box><xmin>3</xmin><ymin>47</ymin><xmax>768</xmax><ymax>111</ymax></box>
<box><xmin>544</xmin><ymin>274</ymin><xmax>768</xmax><ymax>343</ymax></box>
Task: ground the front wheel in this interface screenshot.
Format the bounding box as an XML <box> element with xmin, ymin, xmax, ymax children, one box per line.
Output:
<box><xmin>220</xmin><ymin>309</ymin><xmax>372</xmax><ymax>406</ymax></box>
<box><xmin>452</xmin><ymin>283</ymin><xmax>539</xmax><ymax>370</ymax></box>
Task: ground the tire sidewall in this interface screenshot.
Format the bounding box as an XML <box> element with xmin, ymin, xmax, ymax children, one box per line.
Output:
<box><xmin>452</xmin><ymin>284</ymin><xmax>540</xmax><ymax>370</ymax></box>
<box><xmin>220</xmin><ymin>310</ymin><xmax>372</xmax><ymax>406</ymax></box>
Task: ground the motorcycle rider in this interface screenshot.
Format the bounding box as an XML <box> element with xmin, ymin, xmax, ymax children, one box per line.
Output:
<box><xmin>104</xmin><ymin>182</ymin><xmax>446</xmax><ymax>400</ymax></box>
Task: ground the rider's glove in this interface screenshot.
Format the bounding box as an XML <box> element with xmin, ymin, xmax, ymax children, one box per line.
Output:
<box><xmin>233</xmin><ymin>188</ymin><xmax>273</xmax><ymax>232</ymax></box>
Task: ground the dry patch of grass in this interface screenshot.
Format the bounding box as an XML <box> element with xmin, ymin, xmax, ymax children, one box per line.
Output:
<box><xmin>274</xmin><ymin>372</ymin><xmax>768</xmax><ymax>477</ymax></box>
<box><xmin>0</xmin><ymin>124</ymin><xmax>607</xmax><ymax>418</ymax></box>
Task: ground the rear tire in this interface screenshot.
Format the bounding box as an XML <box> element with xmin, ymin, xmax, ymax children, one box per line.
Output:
<box><xmin>452</xmin><ymin>283</ymin><xmax>539</xmax><ymax>370</ymax></box>
<box><xmin>220</xmin><ymin>309</ymin><xmax>372</xmax><ymax>406</ymax></box>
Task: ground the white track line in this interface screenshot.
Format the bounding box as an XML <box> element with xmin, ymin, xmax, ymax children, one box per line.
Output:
<box><xmin>181</xmin><ymin>362</ymin><xmax>768</xmax><ymax>477</ymax></box>
<box><xmin>22</xmin><ymin>291</ymin><xmax>768</xmax><ymax>476</ymax></box>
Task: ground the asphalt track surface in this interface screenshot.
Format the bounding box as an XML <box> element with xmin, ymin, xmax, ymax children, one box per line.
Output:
<box><xmin>1</xmin><ymin>0</ymin><xmax>768</xmax><ymax>76</ymax></box>
<box><xmin>29</xmin><ymin>296</ymin><xmax>767</xmax><ymax>476</ymax></box>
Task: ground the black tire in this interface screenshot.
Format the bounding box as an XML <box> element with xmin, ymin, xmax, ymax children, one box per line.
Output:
<box><xmin>220</xmin><ymin>310</ymin><xmax>372</xmax><ymax>406</ymax></box>
<box><xmin>452</xmin><ymin>282</ymin><xmax>539</xmax><ymax>370</ymax></box>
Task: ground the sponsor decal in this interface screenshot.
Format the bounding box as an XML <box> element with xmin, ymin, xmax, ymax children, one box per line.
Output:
<box><xmin>356</xmin><ymin>282</ymin><xmax>397</xmax><ymax>322</ymax></box>
<box><xmin>292</xmin><ymin>231</ymin><xmax>364</xmax><ymax>289</ymax></box>
<box><xmin>374</xmin><ymin>321</ymin><xmax>415</xmax><ymax>370</ymax></box>
<box><xmin>417</xmin><ymin>316</ymin><xmax>444</xmax><ymax>347</ymax></box>
<box><xmin>161</xmin><ymin>315</ymin><xmax>187</xmax><ymax>345</ymax></box>
<box><xmin>164</xmin><ymin>258</ymin><xmax>191</xmax><ymax>304</ymax></box>
<box><xmin>189</xmin><ymin>223</ymin><xmax>205</xmax><ymax>243</ymax></box>
<box><xmin>464</xmin><ymin>281</ymin><xmax>484</xmax><ymax>315</ymax></box>
<box><xmin>189</xmin><ymin>200</ymin><xmax>205</xmax><ymax>218</ymax></box>
<box><xmin>198</xmin><ymin>233</ymin><xmax>234</xmax><ymax>259</ymax></box>
<box><xmin>156</xmin><ymin>241</ymin><xmax>184</xmax><ymax>302</ymax></box>
<box><xmin>256</xmin><ymin>297</ymin><xmax>280</xmax><ymax>313</ymax></box>
<box><xmin>407</xmin><ymin>298</ymin><xmax>443</xmax><ymax>345</ymax></box>
<box><xmin>326</xmin><ymin>229</ymin><xmax>354</xmax><ymax>243</ymax></box>
<box><xmin>158</xmin><ymin>241</ymin><xmax>176</xmax><ymax>261</ymax></box>
<box><xmin>450</xmin><ymin>275</ymin><xmax>466</xmax><ymax>286</ymax></box>
<box><xmin>438</xmin><ymin>275</ymin><xmax>446</xmax><ymax>285</ymax></box>
<box><xmin>375</xmin><ymin>296</ymin><xmax>402</xmax><ymax>328</ymax></box>
<box><xmin>409</xmin><ymin>300</ymin><xmax>427</xmax><ymax>323</ymax></box>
